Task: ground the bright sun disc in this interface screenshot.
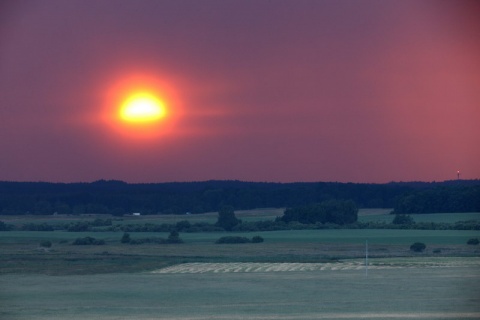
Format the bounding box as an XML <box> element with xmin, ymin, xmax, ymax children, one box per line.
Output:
<box><xmin>119</xmin><ymin>93</ymin><xmax>166</xmax><ymax>123</ymax></box>
<box><xmin>103</xmin><ymin>73</ymin><xmax>182</xmax><ymax>141</ymax></box>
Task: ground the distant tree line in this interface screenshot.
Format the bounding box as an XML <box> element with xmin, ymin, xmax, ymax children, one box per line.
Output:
<box><xmin>278</xmin><ymin>200</ymin><xmax>357</xmax><ymax>225</ymax></box>
<box><xmin>1</xmin><ymin>179</ymin><xmax>478</xmax><ymax>215</ymax></box>
<box><xmin>393</xmin><ymin>186</ymin><xmax>480</xmax><ymax>214</ymax></box>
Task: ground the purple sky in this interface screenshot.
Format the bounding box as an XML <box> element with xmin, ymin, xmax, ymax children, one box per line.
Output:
<box><xmin>1</xmin><ymin>0</ymin><xmax>479</xmax><ymax>183</ymax></box>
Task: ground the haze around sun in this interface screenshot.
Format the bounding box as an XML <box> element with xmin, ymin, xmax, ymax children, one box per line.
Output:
<box><xmin>119</xmin><ymin>92</ymin><xmax>166</xmax><ymax>123</ymax></box>
<box><xmin>0</xmin><ymin>1</ymin><xmax>479</xmax><ymax>183</ymax></box>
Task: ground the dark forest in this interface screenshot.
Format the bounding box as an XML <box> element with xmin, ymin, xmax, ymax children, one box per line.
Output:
<box><xmin>0</xmin><ymin>180</ymin><xmax>478</xmax><ymax>216</ymax></box>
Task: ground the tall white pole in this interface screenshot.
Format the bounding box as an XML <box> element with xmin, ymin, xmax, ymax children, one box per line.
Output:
<box><xmin>365</xmin><ymin>240</ymin><xmax>368</xmax><ymax>277</ymax></box>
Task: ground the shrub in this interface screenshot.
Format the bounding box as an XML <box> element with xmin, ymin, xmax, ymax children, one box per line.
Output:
<box><xmin>122</xmin><ymin>232</ymin><xmax>179</xmax><ymax>245</ymax></box>
<box><xmin>21</xmin><ymin>223</ymin><xmax>54</xmax><ymax>231</ymax></box>
<box><xmin>410</xmin><ymin>242</ymin><xmax>426</xmax><ymax>252</ymax></box>
<box><xmin>39</xmin><ymin>240</ymin><xmax>52</xmax><ymax>248</ymax></box>
<box><xmin>251</xmin><ymin>235</ymin><xmax>264</xmax><ymax>243</ymax></box>
<box><xmin>67</xmin><ymin>222</ymin><xmax>90</xmax><ymax>232</ymax></box>
<box><xmin>72</xmin><ymin>236</ymin><xmax>105</xmax><ymax>245</ymax></box>
<box><xmin>92</xmin><ymin>218</ymin><xmax>112</xmax><ymax>227</ymax></box>
<box><xmin>467</xmin><ymin>238</ymin><xmax>479</xmax><ymax>245</ymax></box>
<box><xmin>215</xmin><ymin>235</ymin><xmax>264</xmax><ymax>244</ymax></box>
<box><xmin>0</xmin><ymin>221</ymin><xmax>11</xmax><ymax>231</ymax></box>
<box><xmin>455</xmin><ymin>221</ymin><xmax>480</xmax><ymax>230</ymax></box>
<box><xmin>167</xmin><ymin>230</ymin><xmax>183</xmax><ymax>243</ymax></box>
<box><xmin>120</xmin><ymin>232</ymin><xmax>131</xmax><ymax>243</ymax></box>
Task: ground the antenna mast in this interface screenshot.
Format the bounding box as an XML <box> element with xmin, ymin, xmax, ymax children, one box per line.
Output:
<box><xmin>365</xmin><ymin>240</ymin><xmax>368</xmax><ymax>277</ymax></box>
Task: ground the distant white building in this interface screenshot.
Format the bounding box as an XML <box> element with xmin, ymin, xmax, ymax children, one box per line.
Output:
<box><xmin>132</xmin><ymin>212</ymin><xmax>141</xmax><ymax>216</ymax></box>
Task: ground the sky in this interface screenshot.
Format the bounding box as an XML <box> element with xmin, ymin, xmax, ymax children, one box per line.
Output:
<box><xmin>1</xmin><ymin>0</ymin><xmax>479</xmax><ymax>184</ymax></box>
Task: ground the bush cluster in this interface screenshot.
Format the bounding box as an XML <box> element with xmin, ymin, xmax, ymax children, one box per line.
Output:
<box><xmin>17</xmin><ymin>219</ymin><xmax>116</xmax><ymax>232</ymax></box>
<box><xmin>6</xmin><ymin>215</ymin><xmax>480</xmax><ymax>234</ymax></box>
<box><xmin>0</xmin><ymin>221</ymin><xmax>12</xmax><ymax>231</ymax></box>
<box><xmin>352</xmin><ymin>220</ymin><xmax>480</xmax><ymax>231</ymax></box>
<box><xmin>21</xmin><ymin>223</ymin><xmax>54</xmax><ymax>231</ymax></box>
<box><xmin>467</xmin><ymin>238</ymin><xmax>479</xmax><ymax>245</ymax></box>
<box><xmin>39</xmin><ymin>240</ymin><xmax>52</xmax><ymax>248</ymax></box>
<box><xmin>72</xmin><ymin>236</ymin><xmax>105</xmax><ymax>245</ymax></box>
<box><xmin>410</xmin><ymin>242</ymin><xmax>426</xmax><ymax>252</ymax></box>
<box><xmin>392</xmin><ymin>214</ymin><xmax>415</xmax><ymax>225</ymax></box>
<box><xmin>215</xmin><ymin>235</ymin><xmax>264</xmax><ymax>244</ymax></box>
<box><xmin>120</xmin><ymin>231</ymin><xmax>183</xmax><ymax>245</ymax></box>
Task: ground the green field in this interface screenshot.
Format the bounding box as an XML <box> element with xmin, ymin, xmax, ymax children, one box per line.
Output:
<box><xmin>1</xmin><ymin>258</ymin><xmax>479</xmax><ymax>320</ymax></box>
<box><xmin>0</xmin><ymin>209</ymin><xmax>479</xmax><ymax>275</ymax></box>
<box><xmin>1</xmin><ymin>211</ymin><xmax>479</xmax><ymax>319</ymax></box>
<box><xmin>1</xmin><ymin>226</ymin><xmax>478</xmax><ymax>247</ymax></box>
<box><xmin>0</xmin><ymin>228</ymin><xmax>479</xmax><ymax>275</ymax></box>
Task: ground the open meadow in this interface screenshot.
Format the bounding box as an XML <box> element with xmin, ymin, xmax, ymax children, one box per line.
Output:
<box><xmin>1</xmin><ymin>210</ymin><xmax>479</xmax><ymax>319</ymax></box>
<box><xmin>1</xmin><ymin>257</ymin><xmax>479</xmax><ymax>320</ymax></box>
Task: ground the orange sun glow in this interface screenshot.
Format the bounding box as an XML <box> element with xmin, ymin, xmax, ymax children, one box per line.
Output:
<box><xmin>119</xmin><ymin>92</ymin><xmax>166</xmax><ymax>123</ymax></box>
<box><xmin>103</xmin><ymin>73</ymin><xmax>181</xmax><ymax>140</ymax></box>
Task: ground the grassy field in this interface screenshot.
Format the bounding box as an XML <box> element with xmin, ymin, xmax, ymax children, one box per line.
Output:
<box><xmin>1</xmin><ymin>257</ymin><xmax>479</xmax><ymax>320</ymax></box>
<box><xmin>1</xmin><ymin>210</ymin><xmax>479</xmax><ymax>319</ymax></box>
<box><xmin>0</xmin><ymin>209</ymin><xmax>479</xmax><ymax>275</ymax></box>
<box><xmin>0</xmin><ymin>228</ymin><xmax>478</xmax><ymax>275</ymax></box>
<box><xmin>1</xmin><ymin>228</ymin><xmax>478</xmax><ymax>245</ymax></box>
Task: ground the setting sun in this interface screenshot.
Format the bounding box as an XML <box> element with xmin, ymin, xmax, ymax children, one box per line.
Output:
<box><xmin>102</xmin><ymin>73</ymin><xmax>182</xmax><ymax>141</ymax></box>
<box><xmin>119</xmin><ymin>92</ymin><xmax>166</xmax><ymax>123</ymax></box>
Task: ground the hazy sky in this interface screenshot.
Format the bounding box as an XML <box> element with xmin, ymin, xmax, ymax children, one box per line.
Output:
<box><xmin>1</xmin><ymin>0</ymin><xmax>479</xmax><ymax>183</ymax></box>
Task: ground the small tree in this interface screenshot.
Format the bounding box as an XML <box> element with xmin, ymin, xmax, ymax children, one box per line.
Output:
<box><xmin>167</xmin><ymin>230</ymin><xmax>183</xmax><ymax>243</ymax></box>
<box><xmin>39</xmin><ymin>240</ymin><xmax>52</xmax><ymax>248</ymax></box>
<box><xmin>121</xmin><ymin>232</ymin><xmax>131</xmax><ymax>243</ymax></box>
<box><xmin>410</xmin><ymin>242</ymin><xmax>426</xmax><ymax>252</ymax></box>
<box><xmin>215</xmin><ymin>205</ymin><xmax>240</xmax><ymax>231</ymax></box>
<box><xmin>467</xmin><ymin>238</ymin><xmax>479</xmax><ymax>245</ymax></box>
<box><xmin>0</xmin><ymin>221</ymin><xmax>10</xmax><ymax>231</ymax></box>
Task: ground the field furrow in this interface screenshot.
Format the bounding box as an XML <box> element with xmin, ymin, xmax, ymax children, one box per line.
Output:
<box><xmin>153</xmin><ymin>258</ymin><xmax>480</xmax><ymax>274</ymax></box>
